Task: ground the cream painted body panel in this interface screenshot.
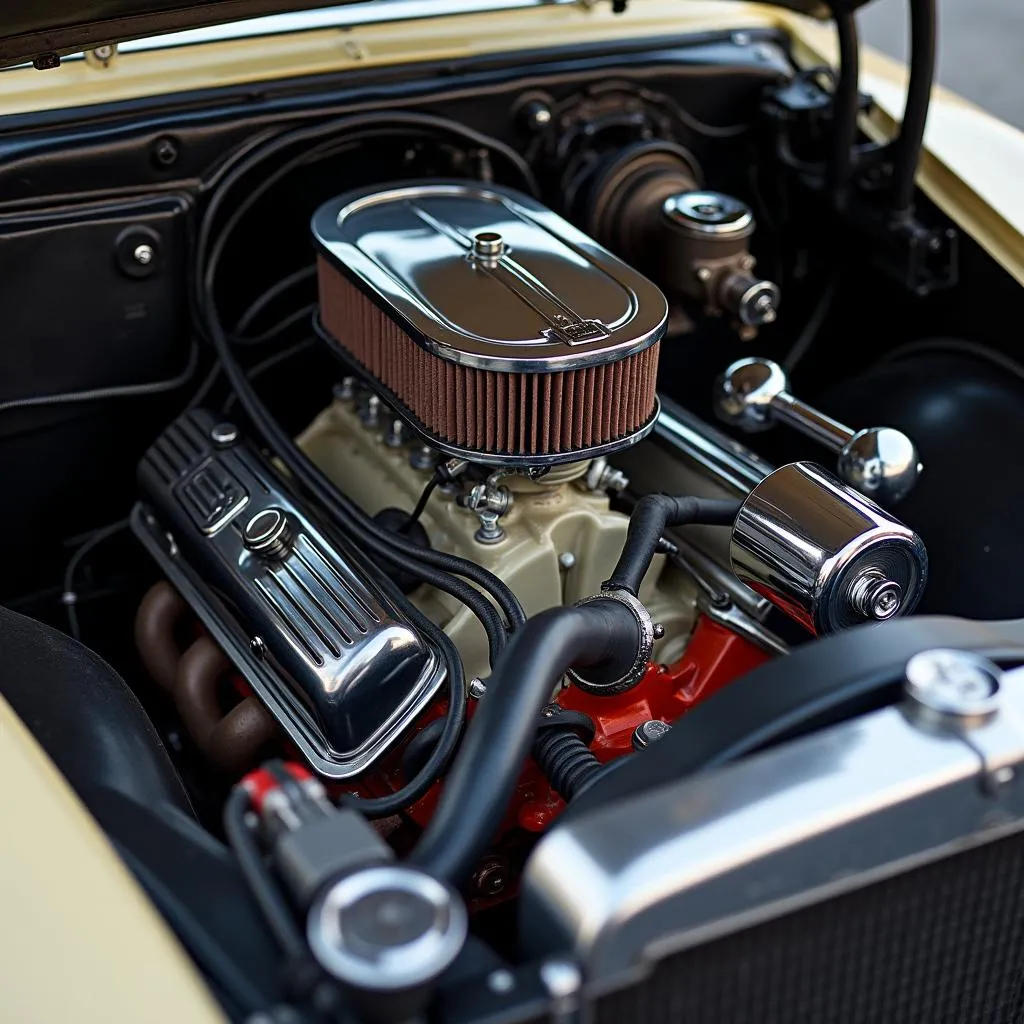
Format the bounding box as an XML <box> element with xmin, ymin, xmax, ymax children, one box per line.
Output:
<box><xmin>0</xmin><ymin>695</ymin><xmax>225</xmax><ymax>1022</ymax></box>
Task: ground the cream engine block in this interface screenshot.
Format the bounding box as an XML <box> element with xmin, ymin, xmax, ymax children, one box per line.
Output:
<box><xmin>298</xmin><ymin>387</ymin><xmax>700</xmax><ymax>683</ymax></box>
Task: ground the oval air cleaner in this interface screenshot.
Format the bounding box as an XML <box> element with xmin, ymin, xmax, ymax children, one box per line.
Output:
<box><xmin>312</xmin><ymin>181</ymin><xmax>668</xmax><ymax>466</ymax></box>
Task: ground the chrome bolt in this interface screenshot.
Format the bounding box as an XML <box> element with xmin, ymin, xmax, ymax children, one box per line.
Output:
<box><xmin>468</xmin><ymin>677</ymin><xmax>487</xmax><ymax>700</ymax></box>
<box><xmin>332</xmin><ymin>377</ymin><xmax>356</xmax><ymax>402</ymax></box>
<box><xmin>384</xmin><ymin>418</ymin><xmax>407</xmax><ymax>448</ymax></box>
<box><xmin>632</xmin><ymin>720</ymin><xmax>672</xmax><ymax>750</ymax></box>
<box><xmin>359</xmin><ymin>394</ymin><xmax>382</xmax><ymax>428</ymax></box>
<box><xmin>409</xmin><ymin>445</ymin><xmax>437</xmax><ymax>472</ymax></box>
<box><xmin>250</xmin><ymin>636</ymin><xmax>268</xmax><ymax>660</ymax></box>
<box><xmin>752</xmin><ymin>291</ymin><xmax>777</xmax><ymax>322</ymax></box>
<box><xmin>586</xmin><ymin>457</ymin><xmax>629</xmax><ymax>494</ymax></box>
<box><xmin>472</xmin><ymin>857</ymin><xmax>509</xmax><ymax>897</ymax></box>
<box><xmin>487</xmin><ymin>969</ymin><xmax>516</xmax><ymax>994</ymax></box>
<box><xmin>521</xmin><ymin>99</ymin><xmax>553</xmax><ymax>131</ymax></box>
<box><xmin>696</xmin><ymin>266</ymin><xmax>713</xmax><ymax>282</ymax></box>
<box><xmin>133</xmin><ymin>243</ymin><xmax>155</xmax><ymax>266</ymax></box>
<box><xmin>474</xmin><ymin>510</ymin><xmax>505</xmax><ymax>545</ymax></box>
<box><xmin>472</xmin><ymin>232</ymin><xmax>505</xmax><ymax>259</ymax></box>
<box><xmin>652</xmin><ymin>622</ymin><xmax>666</xmax><ymax>640</ymax></box>
<box><xmin>904</xmin><ymin>649</ymin><xmax>1002</xmax><ymax>727</ymax></box>
<box><xmin>210</xmin><ymin>421</ymin><xmax>239</xmax><ymax>447</ymax></box>
<box><xmin>539</xmin><ymin>958</ymin><xmax>582</xmax><ymax>1010</ymax></box>
<box><xmin>849</xmin><ymin>568</ymin><xmax>903</xmax><ymax>621</ymax></box>
<box><xmin>558</xmin><ymin>552</ymin><xmax>576</xmax><ymax>571</ymax></box>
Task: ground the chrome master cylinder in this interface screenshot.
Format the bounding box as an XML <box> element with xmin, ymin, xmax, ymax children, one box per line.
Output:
<box><xmin>729</xmin><ymin>462</ymin><xmax>928</xmax><ymax>634</ymax></box>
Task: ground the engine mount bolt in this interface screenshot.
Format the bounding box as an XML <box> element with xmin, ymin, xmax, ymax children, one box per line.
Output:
<box><xmin>133</xmin><ymin>243</ymin><xmax>155</xmax><ymax>266</ymax></box>
<box><xmin>333</xmin><ymin>377</ymin><xmax>356</xmax><ymax>402</ymax></box>
<box><xmin>559</xmin><ymin>552</ymin><xmax>576</xmax><ymax>570</ymax></box>
<box><xmin>210</xmin><ymin>422</ymin><xmax>239</xmax><ymax>447</ymax></box>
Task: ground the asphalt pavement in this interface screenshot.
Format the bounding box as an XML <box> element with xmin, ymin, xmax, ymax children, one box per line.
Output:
<box><xmin>859</xmin><ymin>0</ymin><xmax>1024</xmax><ymax>130</ymax></box>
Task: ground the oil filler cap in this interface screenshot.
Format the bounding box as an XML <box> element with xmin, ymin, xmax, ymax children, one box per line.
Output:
<box><xmin>307</xmin><ymin>865</ymin><xmax>468</xmax><ymax>997</ymax></box>
<box><xmin>243</xmin><ymin>508</ymin><xmax>292</xmax><ymax>560</ymax></box>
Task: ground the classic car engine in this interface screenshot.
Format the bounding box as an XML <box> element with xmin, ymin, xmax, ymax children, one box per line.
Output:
<box><xmin>7</xmin><ymin>3</ymin><xmax>1024</xmax><ymax>1022</ymax></box>
<box><xmin>132</xmin><ymin>153</ymin><xmax>934</xmax><ymax>896</ymax></box>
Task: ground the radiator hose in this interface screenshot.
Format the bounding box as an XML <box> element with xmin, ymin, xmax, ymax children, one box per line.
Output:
<box><xmin>411</xmin><ymin>599</ymin><xmax>640</xmax><ymax>886</ymax></box>
<box><xmin>604</xmin><ymin>494</ymin><xmax>743</xmax><ymax>595</ymax></box>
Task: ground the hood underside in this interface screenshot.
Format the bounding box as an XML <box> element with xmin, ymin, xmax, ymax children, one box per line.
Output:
<box><xmin>4</xmin><ymin>0</ymin><xmax>873</xmax><ymax>70</ymax></box>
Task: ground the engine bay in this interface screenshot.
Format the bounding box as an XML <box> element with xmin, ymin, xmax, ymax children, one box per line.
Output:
<box><xmin>6</xmin><ymin>10</ymin><xmax>1024</xmax><ymax>1022</ymax></box>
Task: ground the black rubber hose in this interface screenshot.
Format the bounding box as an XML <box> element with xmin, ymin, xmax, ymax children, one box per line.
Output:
<box><xmin>605</xmin><ymin>495</ymin><xmax>743</xmax><ymax>595</ymax></box>
<box><xmin>411</xmin><ymin>599</ymin><xmax>640</xmax><ymax>886</ymax></box>
<box><xmin>828</xmin><ymin>9</ymin><xmax>861</xmax><ymax>210</ymax></box>
<box><xmin>194</xmin><ymin>111</ymin><xmax>528</xmax><ymax>649</ymax></box>
<box><xmin>533</xmin><ymin>728</ymin><xmax>604</xmax><ymax>802</ymax></box>
<box><xmin>201</xmin><ymin>278</ymin><xmax>521</xmax><ymax>666</ymax></box>
<box><xmin>340</xmin><ymin>612</ymin><xmax>466</xmax><ymax>819</ymax></box>
<box><xmin>224</xmin><ymin>787</ymin><xmax>308</xmax><ymax>960</ymax></box>
<box><xmin>891</xmin><ymin>0</ymin><xmax>937</xmax><ymax>215</ymax></box>
<box><xmin>563</xmin><ymin>614</ymin><xmax>1024</xmax><ymax>824</ymax></box>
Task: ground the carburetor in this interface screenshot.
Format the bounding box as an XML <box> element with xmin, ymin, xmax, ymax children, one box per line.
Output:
<box><xmin>298</xmin><ymin>388</ymin><xmax>700</xmax><ymax>683</ymax></box>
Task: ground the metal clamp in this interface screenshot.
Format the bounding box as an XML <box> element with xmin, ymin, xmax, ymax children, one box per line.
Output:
<box><xmin>567</xmin><ymin>588</ymin><xmax>655</xmax><ymax>695</ymax></box>
<box><xmin>715</xmin><ymin>357</ymin><xmax>922</xmax><ymax>505</ymax></box>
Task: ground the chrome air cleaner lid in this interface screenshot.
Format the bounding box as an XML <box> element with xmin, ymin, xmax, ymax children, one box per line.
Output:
<box><xmin>312</xmin><ymin>181</ymin><xmax>668</xmax><ymax>373</ymax></box>
<box><xmin>312</xmin><ymin>181</ymin><xmax>668</xmax><ymax>466</ymax></box>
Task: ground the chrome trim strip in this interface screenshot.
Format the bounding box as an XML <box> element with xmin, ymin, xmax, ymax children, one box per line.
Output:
<box><xmin>0</xmin><ymin>0</ymin><xmax>575</xmax><ymax>69</ymax></box>
<box><xmin>653</xmin><ymin>396</ymin><xmax>773</xmax><ymax>495</ymax></box>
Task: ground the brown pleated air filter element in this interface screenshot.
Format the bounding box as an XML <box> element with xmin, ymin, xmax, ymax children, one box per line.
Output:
<box><xmin>318</xmin><ymin>259</ymin><xmax>661</xmax><ymax>459</ymax></box>
<box><xmin>312</xmin><ymin>182</ymin><xmax>668</xmax><ymax>466</ymax></box>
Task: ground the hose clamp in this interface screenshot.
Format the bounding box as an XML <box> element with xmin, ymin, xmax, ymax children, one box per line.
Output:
<box><xmin>567</xmin><ymin>588</ymin><xmax>655</xmax><ymax>695</ymax></box>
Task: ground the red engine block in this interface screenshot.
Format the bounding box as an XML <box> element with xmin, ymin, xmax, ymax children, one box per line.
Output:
<box><xmin>351</xmin><ymin>614</ymin><xmax>768</xmax><ymax>892</ymax></box>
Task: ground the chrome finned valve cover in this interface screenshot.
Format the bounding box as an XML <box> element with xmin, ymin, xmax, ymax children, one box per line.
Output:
<box><xmin>132</xmin><ymin>410</ymin><xmax>445</xmax><ymax>779</ymax></box>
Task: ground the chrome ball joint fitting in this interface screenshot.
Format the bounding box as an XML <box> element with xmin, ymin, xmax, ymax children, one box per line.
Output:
<box><xmin>716</xmin><ymin>357</ymin><xmax>923</xmax><ymax>507</ymax></box>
